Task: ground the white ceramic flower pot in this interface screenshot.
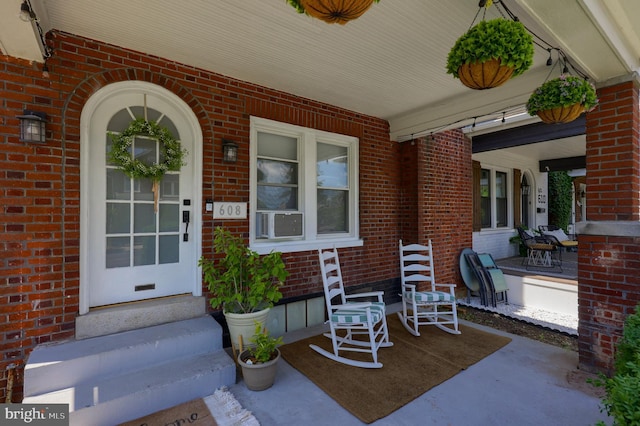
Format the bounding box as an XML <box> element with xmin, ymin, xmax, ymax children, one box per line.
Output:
<box><xmin>224</xmin><ymin>307</ymin><xmax>270</xmax><ymax>351</ymax></box>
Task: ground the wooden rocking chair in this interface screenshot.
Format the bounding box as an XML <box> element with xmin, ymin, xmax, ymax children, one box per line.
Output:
<box><xmin>398</xmin><ymin>240</ymin><xmax>461</xmax><ymax>336</ymax></box>
<box><xmin>310</xmin><ymin>247</ymin><xmax>393</xmax><ymax>368</ymax></box>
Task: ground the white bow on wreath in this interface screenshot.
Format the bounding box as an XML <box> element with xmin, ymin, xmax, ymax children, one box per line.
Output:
<box><xmin>108</xmin><ymin>118</ymin><xmax>187</xmax><ymax>213</ymax></box>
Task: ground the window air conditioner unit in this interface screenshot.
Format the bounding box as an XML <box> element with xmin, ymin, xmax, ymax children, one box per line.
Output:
<box><xmin>256</xmin><ymin>212</ymin><xmax>304</xmax><ymax>239</ymax></box>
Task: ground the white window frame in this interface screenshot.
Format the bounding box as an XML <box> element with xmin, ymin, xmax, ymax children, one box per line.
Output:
<box><xmin>249</xmin><ymin>116</ymin><xmax>362</xmax><ymax>254</ymax></box>
<box><xmin>480</xmin><ymin>165</ymin><xmax>512</xmax><ymax>230</ymax></box>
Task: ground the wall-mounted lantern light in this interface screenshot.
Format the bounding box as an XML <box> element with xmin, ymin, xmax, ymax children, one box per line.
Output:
<box><xmin>17</xmin><ymin>110</ymin><xmax>47</xmax><ymax>143</ymax></box>
<box><xmin>222</xmin><ymin>139</ymin><xmax>238</xmax><ymax>163</ymax></box>
<box><xmin>521</xmin><ymin>181</ymin><xmax>530</xmax><ymax>196</ymax></box>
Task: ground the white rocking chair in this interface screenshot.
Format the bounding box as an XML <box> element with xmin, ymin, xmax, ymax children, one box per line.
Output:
<box><xmin>310</xmin><ymin>247</ymin><xmax>393</xmax><ymax>368</ymax></box>
<box><xmin>398</xmin><ymin>240</ymin><xmax>461</xmax><ymax>336</ymax></box>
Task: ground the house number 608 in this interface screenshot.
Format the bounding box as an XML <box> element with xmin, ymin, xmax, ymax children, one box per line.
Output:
<box><xmin>213</xmin><ymin>202</ymin><xmax>247</xmax><ymax>219</ymax></box>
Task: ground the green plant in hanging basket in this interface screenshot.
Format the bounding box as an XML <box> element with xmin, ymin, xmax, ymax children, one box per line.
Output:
<box><xmin>526</xmin><ymin>75</ymin><xmax>598</xmax><ymax>123</ymax></box>
<box><xmin>446</xmin><ymin>18</ymin><xmax>534</xmax><ymax>89</ymax></box>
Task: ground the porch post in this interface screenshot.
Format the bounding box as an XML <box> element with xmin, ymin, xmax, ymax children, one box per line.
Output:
<box><xmin>577</xmin><ymin>74</ymin><xmax>640</xmax><ymax>374</ymax></box>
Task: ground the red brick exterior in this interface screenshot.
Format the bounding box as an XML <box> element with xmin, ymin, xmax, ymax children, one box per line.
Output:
<box><xmin>1</xmin><ymin>32</ymin><xmax>473</xmax><ymax>400</ymax></box>
<box><xmin>399</xmin><ymin>134</ymin><xmax>473</xmax><ymax>284</ymax></box>
<box><xmin>579</xmin><ymin>80</ymin><xmax>640</xmax><ymax>374</ymax></box>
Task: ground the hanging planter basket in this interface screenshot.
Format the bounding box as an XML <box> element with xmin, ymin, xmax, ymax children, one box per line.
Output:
<box><xmin>536</xmin><ymin>103</ymin><xmax>584</xmax><ymax>124</ymax></box>
<box><xmin>446</xmin><ymin>18</ymin><xmax>534</xmax><ymax>90</ymax></box>
<box><xmin>458</xmin><ymin>58</ymin><xmax>515</xmax><ymax>90</ymax></box>
<box><xmin>289</xmin><ymin>0</ymin><xmax>378</xmax><ymax>25</ymax></box>
<box><xmin>526</xmin><ymin>75</ymin><xmax>599</xmax><ymax>124</ymax></box>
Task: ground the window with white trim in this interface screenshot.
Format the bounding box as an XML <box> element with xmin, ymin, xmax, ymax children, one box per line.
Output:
<box><xmin>479</xmin><ymin>167</ymin><xmax>511</xmax><ymax>229</ymax></box>
<box><xmin>250</xmin><ymin>117</ymin><xmax>360</xmax><ymax>253</ymax></box>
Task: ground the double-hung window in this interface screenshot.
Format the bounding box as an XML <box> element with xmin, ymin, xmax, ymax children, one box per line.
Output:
<box><xmin>250</xmin><ymin>117</ymin><xmax>361</xmax><ymax>253</ymax></box>
<box><xmin>479</xmin><ymin>167</ymin><xmax>510</xmax><ymax>229</ymax></box>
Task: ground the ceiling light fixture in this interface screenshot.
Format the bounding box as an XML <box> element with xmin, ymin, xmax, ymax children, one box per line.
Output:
<box><xmin>19</xmin><ymin>0</ymin><xmax>35</xmax><ymax>22</ymax></box>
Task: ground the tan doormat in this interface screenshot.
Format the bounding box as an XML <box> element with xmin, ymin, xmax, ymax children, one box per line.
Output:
<box><xmin>120</xmin><ymin>397</ymin><xmax>216</xmax><ymax>426</ymax></box>
<box><xmin>120</xmin><ymin>387</ymin><xmax>259</xmax><ymax>426</ymax></box>
<box><xmin>279</xmin><ymin>314</ymin><xmax>512</xmax><ymax>424</ymax></box>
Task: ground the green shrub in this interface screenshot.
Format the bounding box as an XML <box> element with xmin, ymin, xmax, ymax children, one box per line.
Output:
<box><xmin>615</xmin><ymin>311</ymin><xmax>640</xmax><ymax>376</ymax></box>
<box><xmin>591</xmin><ymin>305</ymin><xmax>640</xmax><ymax>425</ymax></box>
<box><xmin>548</xmin><ymin>171</ymin><xmax>573</xmax><ymax>231</ymax></box>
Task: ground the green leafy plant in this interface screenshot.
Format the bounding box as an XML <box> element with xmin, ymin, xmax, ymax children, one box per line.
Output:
<box><xmin>526</xmin><ymin>75</ymin><xmax>598</xmax><ymax>116</ymax></box>
<box><xmin>510</xmin><ymin>227</ymin><xmax>538</xmax><ymax>257</ymax></box>
<box><xmin>446</xmin><ymin>18</ymin><xmax>534</xmax><ymax>79</ymax></box>
<box><xmin>198</xmin><ymin>227</ymin><xmax>288</xmax><ymax>314</ymax></box>
<box><xmin>509</xmin><ymin>234</ymin><xmax>527</xmax><ymax>257</ymax></box>
<box><xmin>246</xmin><ymin>322</ymin><xmax>283</xmax><ymax>364</ymax></box>
<box><xmin>590</xmin><ymin>305</ymin><xmax>640</xmax><ymax>425</ymax></box>
<box><xmin>614</xmin><ymin>310</ymin><xmax>640</xmax><ymax>376</ymax></box>
<box><xmin>287</xmin><ymin>0</ymin><xmax>306</xmax><ymax>13</ymax></box>
<box><xmin>548</xmin><ymin>171</ymin><xmax>573</xmax><ymax>231</ymax></box>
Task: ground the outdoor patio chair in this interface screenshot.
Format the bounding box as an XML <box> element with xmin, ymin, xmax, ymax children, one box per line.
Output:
<box><xmin>539</xmin><ymin>225</ymin><xmax>578</xmax><ymax>261</ymax></box>
<box><xmin>464</xmin><ymin>251</ymin><xmax>508</xmax><ymax>307</ymax></box>
<box><xmin>517</xmin><ymin>227</ymin><xmax>562</xmax><ymax>271</ymax></box>
<box><xmin>398</xmin><ymin>240</ymin><xmax>461</xmax><ymax>336</ymax></box>
<box><xmin>310</xmin><ymin>247</ymin><xmax>393</xmax><ymax>368</ymax></box>
<box><xmin>459</xmin><ymin>248</ymin><xmax>488</xmax><ymax>306</ymax></box>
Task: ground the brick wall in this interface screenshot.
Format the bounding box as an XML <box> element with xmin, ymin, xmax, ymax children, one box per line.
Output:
<box><xmin>585</xmin><ymin>81</ymin><xmax>640</xmax><ymax>222</ymax></box>
<box><xmin>579</xmin><ymin>79</ymin><xmax>640</xmax><ymax>374</ymax></box>
<box><xmin>0</xmin><ymin>31</ymin><xmax>472</xmax><ymax>400</ymax></box>
<box><xmin>400</xmin><ymin>133</ymin><xmax>473</xmax><ymax>289</ymax></box>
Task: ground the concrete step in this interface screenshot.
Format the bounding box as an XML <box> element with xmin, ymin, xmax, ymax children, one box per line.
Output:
<box><xmin>23</xmin><ymin>315</ymin><xmax>236</xmax><ymax>425</ymax></box>
<box><xmin>25</xmin><ymin>350</ymin><xmax>236</xmax><ymax>426</ymax></box>
<box><xmin>75</xmin><ymin>295</ymin><xmax>207</xmax><ymax>339</ymax></box>
<box><xmin>25</xmin><ymin>315</ymin><xmax>224</xmax><ymax>397</ymax></box>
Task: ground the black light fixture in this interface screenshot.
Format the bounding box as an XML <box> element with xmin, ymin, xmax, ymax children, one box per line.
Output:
<box><xmin>521</xmin><ymin>181</ymin><xmax>530</xmax><ymax>196</ymax></box>
<box><xmin>17</xmin><ymin>110</ymin><xmax>47</xmax><ymax>143</ymax></box>
<box><xmin>222</xmin><ymin>139</ymin><xmax>238</xmax><ymax>163</ymax></box>
<box><xmin>19</xmin><ymin>0</ymin><xmax>36</xmax><ymax>22</ymax></box>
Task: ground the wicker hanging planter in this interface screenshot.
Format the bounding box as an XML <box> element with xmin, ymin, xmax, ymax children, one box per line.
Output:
<box><xmin>458</xmin><ymin>58</ymin><xmax>515</xmax><ymax>90</ymax></box>
<box><xmin>526</xmin><ymin>75</ymin><xmax>599</xmax><ymax>125</ymax></box>
<box><xmin>536</xmin><ymin>103</ymin><xmax>584</xmax><ymax>124</ymax></box>
<box><xmin>292</xmin><ymin>0</ymin><xmax>378</xmax><ymax>25</ymax></box>
<box><xmin>446</xmin><ymin>18</ymin><xmax>534</xmax><ymax>90</ymax></box>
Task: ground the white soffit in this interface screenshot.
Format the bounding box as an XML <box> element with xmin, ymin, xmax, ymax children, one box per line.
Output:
<box><xmin>0</xmin><ymin>0</ymin><xmax>43</xmax><ymax>62</ymax></box>
<box><xmin>516</xmin><ymin>0</ymin><xmax>634</xmax><ymax>80</ymax></box>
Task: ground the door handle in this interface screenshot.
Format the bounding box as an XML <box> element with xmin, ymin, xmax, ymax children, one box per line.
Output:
<box><xmin>182</xmin><ymin>210</ymin><xmax>190</xmax><ymax>241</ymax></box>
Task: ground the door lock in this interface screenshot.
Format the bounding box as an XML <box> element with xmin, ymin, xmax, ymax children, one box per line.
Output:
<box><xmin>182</xmin><ymin>210</ymin><xmax>190</xmax><ymax>241</ymax></box>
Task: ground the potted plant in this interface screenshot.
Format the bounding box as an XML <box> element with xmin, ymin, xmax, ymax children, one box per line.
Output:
<box><xmin>198</xmin><ymin>227</ymin><xmax>288</xmax><ymax>352</ymax></box>
<box><xmin>238</xmin><ymin>322</ymin><xmax>284</xmax><ymax>391</ymax></box>
<box><xmin>446</xmin><ymin>18</ymin><xmax>534</xmax><ymax>90</ymax></box>
<box><xmin>287</xmin><ymin>0</ymin><xmax>379</xmax><ymax>25</ymax></box>
<box><xmin>509</xmin><ymin>234</ymin><xmax>528</xmax><ymax>257</ymax></box>
<box><xmin>526</xmin><ymin>74</ymin><xmax>598</xmax><ymax>124</ymax></box>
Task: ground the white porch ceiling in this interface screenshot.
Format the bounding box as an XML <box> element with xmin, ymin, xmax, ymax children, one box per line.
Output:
<box><xmin>2</xmin><ymin>0</ymin><xmax>639</xmax><ymax>147</ymax></box>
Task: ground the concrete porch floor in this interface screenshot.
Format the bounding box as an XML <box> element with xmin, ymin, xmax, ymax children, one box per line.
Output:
<box><xmin>225</xmin><ymin>302</ymin><xmax>609</xmax><ymax>426</ymax></box>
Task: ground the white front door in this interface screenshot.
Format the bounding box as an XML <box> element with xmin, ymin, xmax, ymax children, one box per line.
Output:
<box><xmin>80</xmin><ymin>82</ymin><xmax>201</xmax><ymax>311</ymax></box>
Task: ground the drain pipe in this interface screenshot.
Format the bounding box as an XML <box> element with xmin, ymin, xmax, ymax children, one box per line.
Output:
<box><xmin>5</xmin><ymin>363</ymin><xmax>15</xmax><ymax>403</ymax></box>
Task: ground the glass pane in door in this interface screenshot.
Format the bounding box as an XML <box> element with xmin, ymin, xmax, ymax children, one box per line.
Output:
<box><xmin>105</xmin><ymin>107</ymin><xmax>182</xmax><ymax>269</ymax></box>
<box><xmin>106</xmin><ymin>236</ymin><xmax>130</xmax><ymax>268</ymax></box>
